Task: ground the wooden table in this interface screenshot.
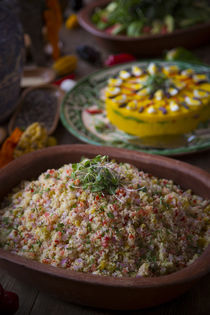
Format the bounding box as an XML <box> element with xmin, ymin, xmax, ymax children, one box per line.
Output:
<box><xmin>1</xmin><ymin>20</ymin><xmax>210</xmax><ymax>315</ymax></box>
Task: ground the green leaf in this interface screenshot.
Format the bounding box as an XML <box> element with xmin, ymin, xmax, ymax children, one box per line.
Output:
<box><xmin>127</xmin><ymin>20</ymin><xmax>143</xmax><ymax>37</ymax></box>
<box><xmin>107</xmin><ymin>212</ymin><xmax>114</xmax><ymax>219</ymax></box>
<box><xmin>97</xmin><ymin>21</ymin><xmax>109</xmax><ymax>30</ymax></box>
<box><xmin>72</xmin><ymin>163</ymin><xmax>78</xmax><ymax>171</ymax></box>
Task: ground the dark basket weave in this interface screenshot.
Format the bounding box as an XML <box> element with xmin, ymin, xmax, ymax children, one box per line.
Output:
<box><xmin>0</xmin><ymin>1</ymin><xmax>24</xmax><ymax>123</ymax></box>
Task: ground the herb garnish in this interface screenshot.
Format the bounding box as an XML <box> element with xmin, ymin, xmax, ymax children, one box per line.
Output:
<box><xmin>107</xmin><ymin>212</ymin><xmax>115</xmax><ymax>219</ymax></box>
<box><xmin>142</xmin><ymin>72</ymin><xmax>173</xmax><ymax>96</ymax></box>
<box><xmin>71</xmin><ymin>155</ymin><xmax>120</xmax><ymax>195</ymax></box>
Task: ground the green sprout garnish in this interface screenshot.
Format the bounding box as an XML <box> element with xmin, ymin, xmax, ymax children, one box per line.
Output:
<box><xmin>143</xmin><ymin>73</ymin><xmax>169</xmax><ymax>94</ymax></box>
<box><xmin>71</xmin><ymin>155</ymin><xmax>120</xmax><ymax>195</ymax></box>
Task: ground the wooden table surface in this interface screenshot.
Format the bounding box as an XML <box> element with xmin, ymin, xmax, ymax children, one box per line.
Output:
<box><xmin>1</xmin><ymin>14</ymin><xmax>210</xmax><ymax>315</ymax></box>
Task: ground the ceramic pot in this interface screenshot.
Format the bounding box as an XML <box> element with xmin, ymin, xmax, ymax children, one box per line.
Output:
<box><xmin>78</xmin><ymin>0</ymin><xmax>210</xmax><ymax>56</ymax></box>
<box><xmin>0</xmin><ymin>2</ymin><xmax>24</xmax><ymax>123</ymax></box>
<box><xmin>0</xmin><ymin>145</ymin><xmax>209</xmax><ymax>310</ymax></box>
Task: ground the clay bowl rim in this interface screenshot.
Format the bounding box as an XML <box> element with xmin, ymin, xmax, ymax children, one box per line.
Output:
<box><xmin>78</xmin><ymin>0</ymin><xmax>210</xmax><ymax>42</ymax></box>
<box><xmin>8</xmin><ymin>84</ymin><xmax>65</xmax><ymax>136</ymax></box>
<box><xmin>0</xmin><ymin>144</ymin><xmax>209</xmax><ymax>289</ymax></box>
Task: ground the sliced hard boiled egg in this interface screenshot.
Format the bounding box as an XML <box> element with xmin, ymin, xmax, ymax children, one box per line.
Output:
<box><xmin>113</xmin><ymin>94</ymin><xmax>127</xmax><ymax>104</ymax></box>
<box><xmin>169</xmin><ymin>101</ymin><xmax>179</xmax><ymax>112</ymax></box>
<box><xmin>137</xmin><ymin>88</ymin><xmax>149</xmax><ymax>97</ymax></box>
<box><xmin>193</xmin><ymin>74</ymin><xmax>208</xmax><ymax>83</ymax></box>
<box><xmin>147</xmin><ymin>63</ymin><xmax>158</xmax><ymax>75</ymax></box>
<box><xmin>154</xmin><ymin>89</ymin><xmax>164</xmax><ymax>100</ymax></box>
<box><xmin>108</xmin><ymin>78</ymin><xmax>122</xmax><ymax>86</ymax></box>
<box><xmin>163</xmin><ymin>65</ymin><xmax>179</xmax><ymax>75</ymax></box>
<box><xmin>172</xmin><ymin>80</ymin><xmax>186</xmax><ymax>90</ymax></box>
<box><xmin>185</xmin><ymin>96</ymin><xmax>201</xmax><ymax>106</ymax></box>
<box><xmin>147</xmin><ymin>106</ymin><xmax>156</xmax><ymax>114</ymax></box>
<box><xmin>127</xmin><ymin>100</ymin><xmax>138</xmax><ymax>110</ymax></box>
<box><xmin>135</xmin><ymin>76</ymin><xmax>148</xmax><ymax>83</ymax></box>
<box><xmin>106</xmin><ymin>87</ymin><xmax>121</xmax><ymax>96</ymax></box>
<box><xmin>119</xmin><ymin>70</ymin><xmax>131</xmax><ymax>80</ymax></box>
<box><xmin>168</xmin><ymin>87</ymin><xmax>178</xmax><ymax>96</ymax></box>
<box><xmin>194</xmin><ymin>89</ymin><xmax>209</xmax><ymax>98</ymax></box>
<box><xmin>124</xmin><ymin>83</ymin><xmax>142</xmax><ymax>90</ymax></box>
<box><xmin>180</xmin><ymin>69</ymin><xmax>194</xmax><ymax>78</ymax></box>
<box><xmin>132</xmin><ymin>66</ymin><xmax>143</xmax><ymax>76</ymax></box>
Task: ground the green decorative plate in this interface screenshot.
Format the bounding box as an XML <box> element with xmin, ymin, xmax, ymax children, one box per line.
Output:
<box><xmin>60</xmin><ymin>60</ymin><xmax>210</xmax><ymax>156</ymax></box>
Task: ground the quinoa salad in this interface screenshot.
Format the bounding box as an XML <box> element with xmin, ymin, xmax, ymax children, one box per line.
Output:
<box><xmin>0</xmin><ymin>155</ymin><xmax>209</xmax><ymax>277</ymax></box>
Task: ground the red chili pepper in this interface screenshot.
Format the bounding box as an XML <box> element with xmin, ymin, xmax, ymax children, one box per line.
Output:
<box><xmin>86</xmin><ymin>108</ymin><xmax>103</xmax><ymax>114</ymax></box>
<box><xmin>53</xmin><ymin>74</ymin><xmax>75</xmax><ymax>86</ymax></box>
<box><xmin>105</xmin><ymin>53</ymin><xmax>136</xmax><ymax>66</ymax></box>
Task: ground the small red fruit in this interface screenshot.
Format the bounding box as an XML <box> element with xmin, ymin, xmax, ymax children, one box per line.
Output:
<box><xmin>85</xmin><ymin>108</ymin><xmax>103</xmax><ymax>114</ymax></box>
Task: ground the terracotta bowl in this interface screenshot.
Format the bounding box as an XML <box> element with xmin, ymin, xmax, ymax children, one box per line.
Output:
<box><xmin>0</xmin><ymin>144</ymin><xmax>209</xmax><ymax>310</ymax></box>
<box><xmin>78</xmin><ymin>0</ymin><xmax>210</xmax><ymax>56</ymax></box>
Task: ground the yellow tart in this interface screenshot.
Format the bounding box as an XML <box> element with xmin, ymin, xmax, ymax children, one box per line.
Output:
<box><xmin>105</xmin><ymin>63</ymin><xmax>210</xmax><ymax>137</ymax></box>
